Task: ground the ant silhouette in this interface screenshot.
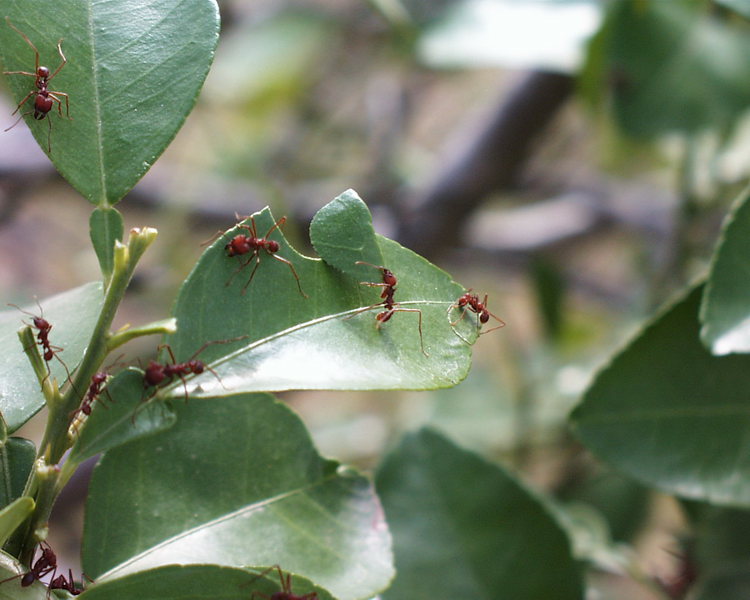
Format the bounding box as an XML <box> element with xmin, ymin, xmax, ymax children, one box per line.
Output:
<box><xmin>69</xmin><ymin>371</ymin><xmax>111</xmax><ymax>429</ymax></box>
<box><xmin>448</xmin><ymin>290</ymin><xmax>505</xmax><ymax>343</ymax></box>
<box><xmin>8</xmin><ymin>300</ymin><xmax>71</xmax><ymax>382</ymax></box>
<box><xmin>3</xmin><ymin>17</ymin><xmax>70</xmax><ymax>152</ymax></box>
<box><xmin>222</xmin><ymin>215</ymin><xmax>308</xmax><ymax>298</ymax></box>
<box><xmin>347</xmin><ymin>261</ymin><xmax>427</xmax><ymax>356</ymax></box>
<box><xmin>244</xmin><ymin>565</ymin><xmax>319</xmax><ymax>600</ymax></box>
<box><xmin>0</xmin><ymin>541</ymin><xmax>57</xmax><ymax>589</ymax></box>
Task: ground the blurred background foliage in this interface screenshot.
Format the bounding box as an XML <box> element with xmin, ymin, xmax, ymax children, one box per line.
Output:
<box><xmin>2</xmin><ymin>0</ymin><xmax>750</xmax><ymax>597</ymax></box>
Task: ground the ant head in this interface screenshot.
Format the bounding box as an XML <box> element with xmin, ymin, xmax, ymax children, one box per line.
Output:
<box><xmin>479</xmin><ymin>311</ymin><xmax>490</xmax><ymax>324</ymax></box>
<box><xmin>187</xmin><ymin>360</ymin><xmax>205</xmax><ymax>374</ymax></box>
<box><xmin>37</xmin><ymin>66</ymin><xmax>50</xmax><ymax>78</ymax></box>
<box><xmin>266</xmin><ymin>240</ymin><xmax>280</xmax><ymax>252</ymax></box>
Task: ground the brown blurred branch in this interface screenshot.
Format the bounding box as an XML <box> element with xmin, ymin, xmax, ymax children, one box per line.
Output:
<box><xmin>395</xmin><ymin>70</ymin><xmax>575</xmax><ymax>258</ymax></box>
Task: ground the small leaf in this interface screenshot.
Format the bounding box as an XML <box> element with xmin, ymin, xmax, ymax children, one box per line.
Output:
<box><xmin>90</xmin><ymin>207</ymin><xmax>124</xmax><ymax>281</ymax></box>
<box><xmin>0</xmin><ymin>438</ymin><xmax>35</xmax><ymax>509</ymax></box>
<box><xmin>76</xmin><ymin>564</ymin><xmax>336</xmax><ymax>600</ymax></box>
<box><xmin>310</xmin><ymin>189</ymin><xmax>383</xmax><ymax>279</ymax></box>
<box><xmin>0</xmin><ymin>497</ymin><xmax>34</xmax><ymax>548</ymax></box>
<box><xmin>166</xmin><ymin>202</ymin><xmax>475</xmax><ymax>397</ymax></box>
<box><xmin>701</xmin><ymin>187</ymin><xmax>750</xmax><ymax>354</ymax></box>
<box><xmin>0</xmin><ymin>282</ymin><xmax>103</xmax><ymax>432</ymax></box>
<box><xmin>68</xmin><ymin>369</ymin><xmax>177</xmax><ymax>466</ymax></box>
<box><xmin>0</xmin><ymin>0</ymin><xmax>220</xmax><ymax>204</ymax></box>
<box><xmin>572</xmin><ymin>285</ymin><xmax>750</xmax><ymax>506</ymax></box>
<box><xmin>82</xmin><ymin>394</ymin><xmax>393</xmax><ymax>600</ymax></box>
<box><xmin>376</xmin><ymin>428</ymin><xmax>583</xmax><ymax>600</ymax></box>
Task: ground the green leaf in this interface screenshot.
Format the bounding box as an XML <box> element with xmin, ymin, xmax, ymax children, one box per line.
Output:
<box><xmin>0</xmin><ymin>497</ymin><xmax>34</xmax><ymax>548</ymax></box>
<box><xmin>572</xmin><ymin>285</ymin><xmax>750</xmax><ymax>506</ymax></box>
<box><xmin>376</xmin><ymin>428</ymin><xmax>583</xmax><ymax>600</ymax></box>
<box><xmin>0</xmin><ymin>282</ymin><xmax>104</xmax><ymax>432</ymax></box>
<box><xmin>715</xmin><ymin>0</ymin><xmax>750</xmax><ymax>19</ymax></box>
<box><xmin>76</xmin><ymin>564</ymin><xmax>336</xmax><ymax>600</ymax></box>
<box><xmin>0</xmin><ymin>0</ymin><xmax>220</xmax><ymax>205</ymax></box>
<box><xmin>701</xmin><ymin>187</ymin><xmax>750</xmax><ymax>354</ymax></box>
<box><xmin>165</xmin><ymin>199</ymin><xmax>475</xmax><ymax>398</ymax></box>
<box><xmin>82</xmin><ymin>394</ymin><xmax>393</xmax><ymax>600</ymax></box>
<box><xmin>0</xmin><ymin>438</ymin><xmax>35</xmax><ymax>509</ymax></box>
<box><xmin>90</xmin><ymin>207</ymin><xmax>124</xmax><ymax>281</ymax></box>
<box><xmin>309</xmin><ymin>189</ymin><xmax>384</xmax><ymax>279</ymax></box>
<box><xmin>601</xmin><ymin>1</ymin><xmax>750</xmax><ymax>137</ymax></box>
<box><xmin>68</xmin><ymin>369</ymin><xmax>177</xmax><ymax>466</ymax></box>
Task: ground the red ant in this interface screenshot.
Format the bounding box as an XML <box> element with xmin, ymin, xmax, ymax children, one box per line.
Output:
<box><xmin>448</xmin><ymin>290</ymin><xmax>505</xmax><ymax>342</ymax></box>
<box><xmin>0</xmin><ymin>541</ymin><xmax>57</xmax><ymax>588</ymax></box>
<box><xmin>8</xmin><ymin>300</ymin><xmax>70</xmax><ymax>382</ymax></box>
<box><xmin>348</xmin><ymin>261</ymin><xmax>427</xmax><ymax>356</ymax></box>
<box><xmin>48</xmin><ymin>569</ymin><xmax>87</xmax><ymax>595</ymax></box>
<box><xmin>245</xmin><ymin>565</ymin><xmax>318</xmax><ymax>600</ymax></box>
<box><xmin>3</xmin><ymin>18</ymin><xmax>70</xmax><ymax>153</ymax></box>
<box><xmin>69</xmin><ymin>371</ymin><xmax>111</xmax><ymax>425</ymax></box>
<box><xmin>223</xmin><ymin>215</ymin><xmax>308</xmax><ymax>298</ymax></box>
<box><xmin>140</xmin><ymin>337</ymin><xmax>246</xmax><ymax>404</ymax></box>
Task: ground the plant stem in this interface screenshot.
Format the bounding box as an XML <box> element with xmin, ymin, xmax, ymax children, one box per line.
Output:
<box><xmin>20</xmin><ymin>228</ymin><xmax>157</xmax><ymax>561</ymax></box>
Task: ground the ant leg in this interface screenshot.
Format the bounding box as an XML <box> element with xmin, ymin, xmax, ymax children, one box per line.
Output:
<box><xmin>49</xmin><ymin>92</ymin><xmax>70</xmax><ymax>118</ymax></box>
<box><xmin>48</xmin><ymin>39</ymin><xmax>67</xmax><ymax>80</ymax></box>
<box><xmin>1</xmin><ymin>70</ymin><xmax>37</xmax><ymax>77</ymax></box>
<box><xmin>5</xmin><ymin>18</ymin><xmax>40</xmax><ymax>71</ymax></box>
<box><xmin>155</xmin><ymin>343</ymin><xmax>177</xmax><ymax>364</ymax></box>
<box><xmin>45</xmin><ymin>114</ymin><xmax>52</xmax><ymax>152</ymax></box>
<box><xmin>7</xmin><ymin>90</ymin><xmax>36</xmax><ymax>116</ymax></box>
<box><xmin>262</xmin><ymin>215</ymin><xmax>287</xmax><ymax>238</ymax></box>
<box><xmin>225</xmin><ymin>251</ymin><xmax>259</xmax><ymax>288</ymax></box>
<box><xmin>391</xmin><ymin>307</ymin><xmax>427</xmax><ymax>356</ymax></box>
<box><xmin>269</xmin><ymin>253</ymin><xmax>307</xmax><ymax>298</ymax></box>
<box><xmin>240</xmin><ymin>254</ymin><xmax>263</xmax><ymax>295</ymax></box>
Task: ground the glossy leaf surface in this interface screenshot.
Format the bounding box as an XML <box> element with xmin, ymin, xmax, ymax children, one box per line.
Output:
<box><xmin>77</xmin><ymin>564</ymin><xmax>335</xmax><ymax>600</ymax></box>
<box><xmin>0</xmin><ymin>282</ymin><xmax>103</xmax><ymax>432</ymax></box>
<box><xmin>572</xmin><ymin>285</ymin><xmax>750</xmax><ymax>506</ymax></box>
<box><xmin>165</xmin><ymin>196</ymin><xmax>475</xmax><ymax>398</ymax></box>
<box><xmin>701</xmin><ymin>188</ymin><xmax>750</xmax><ymax>354</ymax></box>
<box><xmin>82</xmin><ymin>394</ymin><xmax>393</xmax><ymax>600</ymax></box>
<box><xmin>0</xmin><ymin>497</ymin><xmax>34</xmax><ymax>548</ymax></box>
<box><xmin>376</xmin><ymin>428</ymin><xmax>583</xmax><ymax>599</ymax></box>
<box><xmin>0</xmin><ymin>0</ymin><xmax>219</xmax><ymax>205</ymax></box>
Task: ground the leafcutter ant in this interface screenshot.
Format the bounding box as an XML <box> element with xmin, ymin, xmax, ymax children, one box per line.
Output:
<box><xmin>3</xmin><ymin>17</ymin><xmax>70</xmax><ymax>152</ymax></box>
<box><xmin>48</xmin><ymin>569</ymin><xmax>88</xmax><ymax>595</ymax></box>
<box><xmin>0</xmin><ymin>541</ymin><xmax>57</xmax><ymax>589</ymax></box>
<box><xmin>8</xmin><ymin>300</ymin><xmax>71</xmax><ymax>382</ymax></box>
<box><xmin>347</xmin><ymin>261</ymin><xmax>427</xmax><ymax>356</ymax></box>
<box><xmin>223</xmin><ymin>215</ymin><xmax>308</xmax><ymax>298</ymax></box>
<box><xmin>448</xmin><ymin>290</ymin><xmax>505</xmax><ymax>343</ymax></box>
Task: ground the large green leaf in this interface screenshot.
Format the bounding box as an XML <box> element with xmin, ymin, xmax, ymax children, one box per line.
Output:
<box><xmin>376</xmin><ymin>428</ymin><xmax>583</xmax><ymax>600</ymax></box>
<box><xmin>572</xmin><ymin>285</ymin><xmax>750</xmax><ymax>506</ymax></box>
<box><xmin>0</xmin><ymin>282</ymin><xmax>103</xmax><ymax>432</ymax></box>
<box><xmin>0</xmin><ymin>550</ymin><xmax>46</xmax><ymax>599</ymax></box>
<box><xmin>701</xmin><ymin>188</ymin><xmax>750</xmax><ymax>354</ymax></box>
<box><xmin>162</xmin><ymin>196</ymin><xmax>475</xmax><ymax>398</ymax></box>
<box><xmin>0</xmin><ymin>497</ymin><xmax>34</xmax><ymax>549</ymax></box>
<box><xmin>598</xmin><ymin>0</ymin><xmax>750</xmax><ymax>137</ymax></box>
<box><xmin>77</xmin><ymin>565</ymin><xmax>335</xmax><ymax>600</ymax></box>
<box><xmin>0</xmin><ymin>0</ymin><xmax>219</xmax><ymax>205</ymax></box>
<box><xmin>82</xmin><ymin>394</ymin><xmax>393</xmax><ymax>600</ymax></box>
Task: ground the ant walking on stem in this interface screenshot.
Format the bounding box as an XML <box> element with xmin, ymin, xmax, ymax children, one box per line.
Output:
<box><xmin>8</xmin><ymin>300</ymin><xmax>71</xmax><ymax>382</ymax></box>
<box><xmin>223</xmin><ymin>215</ymin><xmax>308</xmax><ymax>298</ymax></box>
<box><xmin>347</xmin><ymin>261</ymin><xmax>427</xmax><ymax>356</ymax></box>
<box><xmin>3</xmin><ymin>17</ymin><xmax>70</xmax><ymax>152</ymax></box>
<box><xmin>69</xmin><ymin>371</ymin><xmax>111</xmax><ymax>427</ymax></box>
<box><xmin>244</xmin><ymin>565</ymin><xmax>319</xmax><ymax>600</ymax></box>
<box><xmin>0</xmin><ymin>541</ymin><xmax>57</xmax><ymax>589</ymax></box>
<box><xmin>448</xmin><ymin>290</ymin><xmax>505</xmax><ymax>342</ymax></box>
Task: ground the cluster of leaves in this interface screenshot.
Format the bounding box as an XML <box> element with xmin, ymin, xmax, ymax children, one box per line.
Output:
<box><xmin>0</xmin><ymin>1</ymin><xmax>584</xmax><ymax>599</ymax></box>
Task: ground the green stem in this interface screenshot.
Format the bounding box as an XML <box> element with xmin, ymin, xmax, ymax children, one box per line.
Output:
<box><xmin>20</xmin><ymin>227</ymin><xmax>158</xmax><ymax>561</ymax></box>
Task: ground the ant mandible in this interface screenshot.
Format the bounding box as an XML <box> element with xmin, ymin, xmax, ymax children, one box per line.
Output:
<box><xmin>348</xmin><ymin>261</ymin><xmax>427</xmax><ymax>356</ymax></box>
<box><xmin>0</xmin><ymin>541</ymin><xmax>57</xmax><ymax>588</ymax></box>
<box><xmin>3</xmin><ymin>17</ymin><xmax>70</xmax><ymax>153</ymax></box>
<box><xmin>8</xmin><ymin>300</ymin><xmax>70</xmax><ymax>381</ymax></box>
<box><xmin>449</xmin><ymin>290</ymin><xmax>505</xmax><ymax>341</ymax></box>
<box><xmin>245</xmin><ymin>565</ymin><xmax>319</xmax><ymax>600</ymax></box>
<box><xmin>224</xmin><ymin>215</ymin><xmax>308</xmax><ymax>298</ymax></box>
